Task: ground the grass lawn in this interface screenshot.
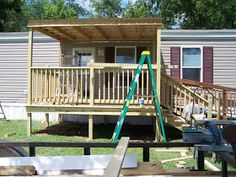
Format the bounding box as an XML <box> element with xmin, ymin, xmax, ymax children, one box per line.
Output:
<box><xmin>0</xmin><ymin>119</ymin><xmax>233</xmax><ymax>171</ymax></box>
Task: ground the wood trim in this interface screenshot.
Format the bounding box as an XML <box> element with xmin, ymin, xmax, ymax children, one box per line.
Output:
<box><xmin>175</xmin><ymin>78</ymin><xmax>236</xmax><ymax>92</ymax></box>
<box><xmin>52</xmin><ymin>27</ymin><xmax>76</xmax><ymax>41</ymax></box>
<box><xmin>28</xmin><ymin>18</ymin><xmax>163</xmax><ymax>27</ymax></box>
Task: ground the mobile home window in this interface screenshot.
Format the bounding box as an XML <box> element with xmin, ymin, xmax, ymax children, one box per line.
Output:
<box><xmin>181</xmin><ymin>47</ymin><xmax>202</xmax><ymax>82</ymax></box>
<box><xmin>115</xmin><ymin>47</ymin><xmax>136</xmax><ymax>63</ymax></box>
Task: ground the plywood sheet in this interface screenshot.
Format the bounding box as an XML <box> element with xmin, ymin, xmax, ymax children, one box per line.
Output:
<box><xmin>0</xmin><ymin>154</ymin><xmax>137</xmax><ymax>175</ymax></box>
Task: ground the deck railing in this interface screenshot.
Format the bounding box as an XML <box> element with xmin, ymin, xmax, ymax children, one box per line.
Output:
<box><xmin>31</xmin><ymin>64</ymin><xmax>155</xmax><ymax>105</ymax></box>
<box><xmin>31</xmin><ymin>63</ymin><xmax>211</xmax><ymax>119</ymax></box>
<box><xmin>161</xmin><ymin>73</ymin><xmax>210</xmax><ymax>119</ymax></box>
<box><xmin>176</xmin><ymin>78</ymin><xmax>236</xmax><ymax>118</ymax></box>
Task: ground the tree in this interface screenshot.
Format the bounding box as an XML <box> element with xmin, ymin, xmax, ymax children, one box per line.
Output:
<box><xmin>28</xmin><ymin>0</ymin><xmax>87</xmax><ymax>20</ymax></box>
<box><xmin>160</xmin><ymin>0</ymin><xmax>236</xmax><ymax>29</ymax></box>
<box><xmin>124</xmin><ymin>0</ymin><xmax>160</xmax><ymax>18</ymax></box>
<box><xmin>0</xmin><ymin>0</ymin><xmax>26</xmax><ymax>32</ymax></box>
<box><xmin>90</xmin><ymin>0</ymin><xmax>123</xmax><ymax>18</ymax></box>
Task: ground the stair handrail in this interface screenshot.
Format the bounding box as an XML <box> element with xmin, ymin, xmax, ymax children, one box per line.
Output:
<box><xmin>176</xmin><ymin>78</ymin><xmax>235</xmax><ymax>119</ymax></box>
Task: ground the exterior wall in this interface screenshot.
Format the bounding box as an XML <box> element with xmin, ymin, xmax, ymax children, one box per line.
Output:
<box><xmin>161</xmin><ymin>30</ymin><xmax>236</xmax><ymax>88</ymax></box>
<box><xmin>0</xmin><ymin>32</ymin><xmax>59</xmax><ymax>120</ymax></box>
<box><xmin>61</xmin><ymin>41</ymin><xmax>154</xmax><ymax>65</ymax></box>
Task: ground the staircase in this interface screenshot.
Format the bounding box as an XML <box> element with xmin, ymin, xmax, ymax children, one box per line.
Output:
<box><xmin>160</xmin><ymin>73</ymin><xmax>211</xmax><ymax>130</ymax></box>
<box><xmin>160</xmin><ymin>73</ymin><xmax>236</xmax><ymax>130</ymax></box>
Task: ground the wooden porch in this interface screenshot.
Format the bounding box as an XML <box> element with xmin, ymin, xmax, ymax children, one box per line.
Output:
<box><xmin>25</xmin><ymin>18</ymin><xmax>236</xmax><ymax>140</ymax></box>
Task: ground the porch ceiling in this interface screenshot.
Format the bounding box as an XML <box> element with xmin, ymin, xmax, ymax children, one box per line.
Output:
<box><xmin>28</xmin><ymin>18</ymin><xmax>163</xmax><ymax>42</ymax></box>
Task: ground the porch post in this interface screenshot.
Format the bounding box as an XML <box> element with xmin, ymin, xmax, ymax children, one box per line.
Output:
<box><xmin>156</xmin><ymin>28</ymin><xmax>161</xmax><ymax>99</ymax></box>
<box><xmin>88</xmin><ymin>61</ymin><xmax>95</xmax><ymax>140</ymax></box>
<box><xmin>27</xmin><ymin>28</ymin><xmax>33</xmax><ymax>136</ymax></box>
<box><xmin>155</xmin><ymin>28</ymin><xmax>162</xmax><ymax>142</ymax></box>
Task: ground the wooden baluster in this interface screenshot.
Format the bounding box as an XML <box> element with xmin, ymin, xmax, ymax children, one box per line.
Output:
<box><xmin>174</xmin><ymin>85</ymin><xmax>178</xmax><ymax>114</ymax></box>
<box><xmin>122</xmin><ymin>69</ymin><xmax>125</xmax><ymax>103</ymax></box>
<box><xmin>85</xmin><ymin>69</ymin><xmax>88</xmax><ymax>103</ymax></box>
<box><xmin>66</xmin><ymin>69</ymin><xmax>70</xmax><ymax>103</ymax></box>
<box><xmin>136</xmin><ymin>69</ymin><xmax>139</xmax><ymax>104</ymax></box>
<box><xmin>75</xmin><ymin>69</ymin><xmax>78</xmax><ymax>103</ymax></box>
<box><xmin>62</xmin><ymin>69</ymin><xmax>65</xmax><ymax>103</ymax></box>
<box><xmin>53</xmin><ymin>69</ymin><xmax>56</xmax><ymax>103</ymax></box>
<box><xmin>117</xmin><ymin>69</ymin><xmax>120</xmax><ymax>103</ymax></box>
<box><xmin>170</xmin><ymin>82</ymin><xmax>173</xmax><ymax>111</ymax></box>
<box><xmin>141</xmin><ymin>69</ymin><xmax>144</xmax><ymax>101</ymax></box>
<box><xmin>103</xmin><ymin>69</ymin><xmax>106</xmax><ymax>103</ymax></box>
<box><xmin>108</xmin><ymin>69</ymin><xmax>110</xmax><ymax>103</ymax></box>
<box><xmin>80</xmin><ymin>69</ymin><xmax>83</xmax><ymax>103</ymax></box>
<box><xmin>112</xmin><ymin>69</ymin><xmax>115</xmax><ymax>103</ymax></box>
<box><xmin>45</xmin><ymin>69</ymin><xmax>48</xmax><ymax>102</ymax></box>
<box><xmin>208</xmin><ymin>95</ymin><xmax>213</xmax><ymax>119</ymax></box>
<box><xmin>127</xmin><ymin>69</ymin><xmax>130</xmax><ymax>94</ymax></box>
<box><xmin>35</xmin><ymin>69</ymin><xmax>38</xmax><ymax>101</ymax></box>
<box><xmin>98</xmin><ymin>69</ymin><xmax>101</xmax><ymax>103</ymax></box>
<box><xmin>71</xmin><ymin>69</ymin><xmax>74</xmax><ymax>103</ymax></box>
<box><xmin>49</xmin><ymin>69</ymin><xmax>52</xmax><ymax>102</ymax></box>
<box><xmin>146</xmin><ymin>70</ymin><xmax>149</xmax><ymax>103</ymax></box>
<box><xmin>223</xmin><ymin>90</ymin><xmax>228</xmax><ymax>119</ymax></box>
<box><xmin>131</xmin><ymin>69</ymin><xmax>134</xmax><ymax>103</ymax></box>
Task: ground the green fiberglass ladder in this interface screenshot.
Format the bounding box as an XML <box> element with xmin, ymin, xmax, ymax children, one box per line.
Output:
<box><xmin>111</xmin><ymin>51</ymin><xmax>166</xmax><ymax>143</ymax></box>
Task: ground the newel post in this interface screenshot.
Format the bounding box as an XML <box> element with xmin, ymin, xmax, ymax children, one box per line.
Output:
<box><xmin>89</xmin><ymin>60</ymin><xmax>95</xmax><ymax>140</ymax></box>
<box><xmin>207</xmin><ymin>95</ymin><xmax>212</xmax><ymax>119</ymax></box>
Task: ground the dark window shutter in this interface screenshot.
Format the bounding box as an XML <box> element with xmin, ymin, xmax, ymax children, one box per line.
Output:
<box><xmin>170</xmin><ymin>47</ymin><xmax>180</xmax><ymax>78</ymax></box>
<box><xmin>136</xmin><ymin>46</ymin><xmax>147</xmax><ymax>63</ymax></box>
<box><xmin>203</xmin><ymin>47</ymin><xmax>213</xmax><ymax>83</ymax></box>
<box><xmin>105</xmin><ymin>47</ymin><xmax>115</xmax><ymax>63</ymax></box>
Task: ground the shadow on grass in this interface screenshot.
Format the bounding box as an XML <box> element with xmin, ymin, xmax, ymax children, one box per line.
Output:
<box><xmin>35</xmin><ymin>121</ymin><xmax>182</xmax><ymax>141</ymax></box>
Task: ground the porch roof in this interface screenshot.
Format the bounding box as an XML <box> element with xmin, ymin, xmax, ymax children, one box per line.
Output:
<box><xmin>28</xmin><ymin>18</ymin><xmax>162</xmax><ymax>42</ymax></box>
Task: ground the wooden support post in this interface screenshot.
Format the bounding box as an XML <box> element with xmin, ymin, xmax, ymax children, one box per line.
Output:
<box><xmin>88</xmin><ymin>60</ymin><xmax>95</xmax><ymax>140</ymax></box>
<box><xmin>45</xmin><ymin>113</ymin><xmax>49</xmax><ymax>127</ymax></box>
<box><xmin>155</xmin><ymin>28</ymin><xmax>162</xmax><ymax>142</ymax></box>
<box><xmin>155</xmin><ymin>118</ymin><xmax>161</xmax><ymax>142</ymax></box>
<box><xmin>27</xmin><ymin>28</ymin><xmax>33</xmax><ymax>105</ymax></box>
<box><xmin>207</xmin><ymin>95</ymin><xmax>212</xmax><ymax>119</ymax></box>
<box><xmin>27</xmin><ymin>28</ymin><xmax>33</xmax><ymax>136</ymax></box>
<box><xmin>88</xmin><ymin>115</ymin><xmax>93</xmax><ymax>140</ymax></box>
<box><xmin>27</xmin><ymin>113</ymin><xmax>32</xmax><ymax>137</ymax></box>
<box><xmin>156</xmin><ymin>28</ymin><xmax>161</xmax><ymax>99</ymax></box>
<box><xmin>223</xmin><ymin>90</ymin><xmax>228</xmax><ymax>119</ymax></box>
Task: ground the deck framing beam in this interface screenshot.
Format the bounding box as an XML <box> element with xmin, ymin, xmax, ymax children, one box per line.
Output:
<box><xmin>52</xmin><ymin>27</ymin><xmax>76</xmax><ymax>41</ymax></box>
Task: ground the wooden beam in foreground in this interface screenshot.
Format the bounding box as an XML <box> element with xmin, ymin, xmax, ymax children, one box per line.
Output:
<box><xmin>103</xmin><ymin>137</ymin><xmax>130</xmax><ymax>177</ymax></box>
<box><xmin>52</xmin><ymin>27</ymin><xmax>76</xmax><ymax>41</ymax></box>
